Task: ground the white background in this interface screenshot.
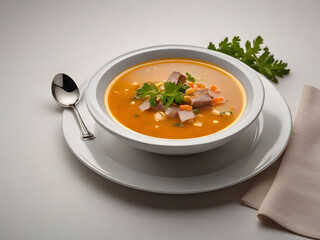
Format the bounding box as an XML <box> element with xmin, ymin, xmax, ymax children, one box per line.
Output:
<box><xmin>1</xmin><ymin>0</ymin><xmax>319</xmax><ymax>239</ymax></box>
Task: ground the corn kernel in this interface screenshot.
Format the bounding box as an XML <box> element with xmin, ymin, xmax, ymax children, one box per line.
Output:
<box><xmin>185</xmin><ymin>88</ymin><xmax>195</xmax><ymax>95</ymax></box>
<box><xmin>155</xmin><ymin>82</ymin><xmax>163</xmax><ymax>88</ymax></box>
<box><xmin>213</xmin><ymin>120</ymin><xmax>219</xmax><ymax>124</ymax></box>
<box><xmin>184</xmin><ymin>95</ymin><xmax>192</xmax><ymax>104</ymax></box>
<box><xmin>130</xmin><ymin>101</ymin><xmax>135</xmax><ymax>105</ymax></box>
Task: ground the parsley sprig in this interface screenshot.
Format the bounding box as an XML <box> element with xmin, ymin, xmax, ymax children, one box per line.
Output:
<box><xmin>161</xmin><ymin>82</ymin><xmax>185</xmax><ymax>107</ymax></box>
<box><xmin>186</xmin><ymin>72</ymin><xmax>196</xmax><ymax>82</ymax></box>
<box><xmin>208</xmin><ymin>36</ymin><xmax>290</xmax><ymax>83</ymax></box>
<box><xmin>136</xmin><ymin>82</ymin><xmax>186</xmax><ymax>107</ymax></box>
<box><xmin>136</xmin><ymin>82</ymin><xmax>160</xmax><ymax>107</ymax></box>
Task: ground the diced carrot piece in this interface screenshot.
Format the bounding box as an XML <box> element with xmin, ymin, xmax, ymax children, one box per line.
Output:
<box><xmin>211</xmin><ymin>85</ymin><xmax>217</xmax><ymax>91</ymax></box>
<box><xmin>197</xmin><ymin>83</ymin><xmax>205</xmax><ymax>88</ymax></box>
<box><xmin>186</xmin><ymin>81</ymin><xmax>194</xmax><ymax>88</ymax></box>
<box><xmin>193</xmin><ymin>84</ymin><xmax>198</xmax><ymax>90</ymax></box>
<box><xmin>180</xmin><ymin>105</ymin><xmax>193</xmax><ymax>111</ymax></box>
<box><xmin>212</xmin><ymin>97</ymin><xmax>224</xmax><ymax>103</ymax></box>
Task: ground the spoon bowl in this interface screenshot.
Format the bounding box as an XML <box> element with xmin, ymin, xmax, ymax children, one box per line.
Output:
<box><xmin>52</xmin><ymin>74</ymin><xmax>80</xmax><ymax>107</ymax></box>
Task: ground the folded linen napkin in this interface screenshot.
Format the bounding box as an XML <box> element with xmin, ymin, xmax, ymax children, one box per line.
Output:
<box><xmin>241</xmin><ymin>85</ymin><xmax>320</xmax><ymax>239</ymax></box>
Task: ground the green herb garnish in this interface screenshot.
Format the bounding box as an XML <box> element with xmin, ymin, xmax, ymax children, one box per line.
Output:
<box><xmin>136</xmin><ymin>82</ymin><xmax>160</xmax><ymax>107</ymax></box>
<box><xmin>208</xmin><ymin>36</ymin><xmax>290</xmax><ymax>83</ymax></box>
<box><xmin>179</xmin><ymin>84</ymin><xmax>190</xmax><ymax>93</ymax></box>
<box><xmin>173</xmin><ymin>123</ymin><xmax>185</xmax><ymax>127</ymax></box>
<box><xmin>136</xmin><ymin>82</ymin><xmax>185</xmax><ymax>108</ymax></box>
<box><xmin>186</xmin><ymin>72</ymin><xmax>196</xmax><ymax>82</ymax></box>
<box><xmin>134</xmin><ymin>114</ymin><xmax>140</xmax><ymax>117</ymax></box>
<box><xmin>220</xmin><ymin>111</ymin><xmax>233</xmax><ymax>116</ymax></box>
<box><xmin>193</xmin><ymin>109</ymin><xmax>200</xmax><ymax>114</ymax></box>
<box><xmin>161</xmin><ymin>82</ymin><xmax>185</xmax><ymax>108</ymax></box>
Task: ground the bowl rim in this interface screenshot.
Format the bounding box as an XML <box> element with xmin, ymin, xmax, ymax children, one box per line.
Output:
<box><xmin>86</xmin><ymin>44</ymin><xmax>265</xmax><ymax>147</ymax></box>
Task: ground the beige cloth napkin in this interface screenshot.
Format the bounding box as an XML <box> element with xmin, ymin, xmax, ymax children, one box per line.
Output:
<box><xmin>241</xmin><ymin>85</ymin><xmax>320</xmax><ymax>239</ymax></box>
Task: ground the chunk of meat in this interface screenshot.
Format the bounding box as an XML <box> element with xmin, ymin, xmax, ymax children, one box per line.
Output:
<box><xmin>207</xmin><ymin>90</ymin><xmax>215</xmax><ymax>99</ymax></box>
<box><xmin>194</xmin><ymin>88</ymin><xmax>208</xmax><ymax>95</ymax></box>
<box><xmin>167</xmin><ymin>72</ymin><xmax>186</xmax><ymax>85</ymax></box>
<box><xmin>178</xmin><ymin>110</ymin><xmax>195</xmax><ymax>122</ymax></box>
<box><xmin>165</xmin><ymin>106</ymin><xmax>179</xmax><ymax>118</ymax></box>
<box><xmin>194</xmin><ymin>88</ymin><xmax>214</xmax><ymax>99</ymax></box>
<box><xmin>139</xmin><ymin>101</ymin><xmax>151</xmax><ymax>111</ymax></box>
<box><xmin>190</xmin><ymin>94</ymin><xmax>212</xmax><ymax>108</ymax></box>
<box><xmin>153</xmin><ymin>102</ymin><xmax>166</xmax><ymax>112</ymax></box>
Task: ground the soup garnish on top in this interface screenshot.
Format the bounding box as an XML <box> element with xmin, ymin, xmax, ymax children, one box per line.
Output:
<box><xmin>105</xmin><ymin>58</ymin><xmax>246</xmax><ymax>139</ymax></box>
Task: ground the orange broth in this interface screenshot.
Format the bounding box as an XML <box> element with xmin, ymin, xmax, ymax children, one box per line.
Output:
<box><xmin>105</xmin><ymin>59</ymin><xmax>246</xmax><ymax>139</ymax></box>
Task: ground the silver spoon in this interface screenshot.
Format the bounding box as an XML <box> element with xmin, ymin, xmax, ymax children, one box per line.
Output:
<box><xmin>51</xmin><ymin>73</ymin><xmax>95</xmax><ymax>140</ymax></box>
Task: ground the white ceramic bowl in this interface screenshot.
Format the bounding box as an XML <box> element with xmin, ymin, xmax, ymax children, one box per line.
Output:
<box><xmin>86</xmin><ymin>45</ymin><xmax>264</xmax><ymax>155</ymax></box>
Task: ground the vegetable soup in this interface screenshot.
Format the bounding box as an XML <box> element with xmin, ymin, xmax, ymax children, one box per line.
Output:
<box><xmin>105</xmin><ymin>59</ymin><xmax>246</xmax><ymax>139</ymax></box>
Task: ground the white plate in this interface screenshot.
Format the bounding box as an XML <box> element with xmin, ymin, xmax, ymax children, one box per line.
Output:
<box><xmin>62</xmin><ymin>75</ymin><xmax>292</xmax><ymax>194</ymax></box>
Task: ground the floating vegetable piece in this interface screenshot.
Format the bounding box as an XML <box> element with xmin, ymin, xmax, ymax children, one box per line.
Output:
<box><xmin>154</xmin><ymin>111</ymin><xmax>166</xmax><ymax>122</ymax></box>
<box><xmin>172</xmin><ymin>123</ymin><xmax>185</xmax><ymax>127</ymax></box>
<box><xmin>180</xmin><ymin>105</ymin><xmax>193</xmax><ymax>111</ymax></box>
<box><xmin>210</xmin><ymin>85</ymin><xmax>217</xmax><ymax>91</ymax></box>
<box><xmin>213</xmin><ymin>97</ymin><xmax>224</xmax><ymax>104</ymax></box>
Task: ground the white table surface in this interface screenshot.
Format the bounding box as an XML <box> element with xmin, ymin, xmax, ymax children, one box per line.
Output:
<box><xmin>1</xmin><ymin>0</ymin><xmax>319</xmax><ymax>239</ymax></box>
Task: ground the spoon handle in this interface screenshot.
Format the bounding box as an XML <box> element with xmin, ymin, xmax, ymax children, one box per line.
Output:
<box><xmin>71</xmin><ymin>106</ymin><xmax>95</xmax><ymax>140</ymax></box>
